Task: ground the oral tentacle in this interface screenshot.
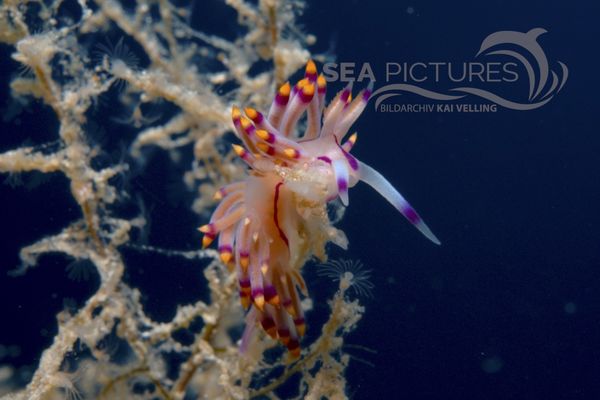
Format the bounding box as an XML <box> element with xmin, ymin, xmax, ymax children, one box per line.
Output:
<box><xmin>334</xmin><ymin>81</ymin><xmax>374</xmax><ymax>140</ymax></box>
<box><xmin>332</xmin><ymin>158</ymin><xmax>350</xmax><ymax>206</ymax></box>
<box><xmin>321</xmin><ymin>81</ymin><xmax>353</xmax><ymax>137</ymax></box>
<box><xmin>342</xmin><ymin>132</ymin><xmax>358</xmax><ymax>152</ymax></box>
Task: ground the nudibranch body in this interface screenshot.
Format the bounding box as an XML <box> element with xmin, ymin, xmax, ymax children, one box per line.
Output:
<box><xmin>200</xmin><ymin>61</ymin><xmax>439</xmax><ymax>357</ymax></box>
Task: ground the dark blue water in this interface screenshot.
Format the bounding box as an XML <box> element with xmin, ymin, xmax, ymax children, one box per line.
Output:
<box><xmin>1</xmin><ymin>0</ymin><xmax>599</xmax><ymax>399</ymax></box>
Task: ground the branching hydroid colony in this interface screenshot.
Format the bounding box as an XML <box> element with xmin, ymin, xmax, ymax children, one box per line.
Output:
<box><xmin>0</xmin><ymin>0</ymin><xmax>437</xmax><ymax>399</ymax></box>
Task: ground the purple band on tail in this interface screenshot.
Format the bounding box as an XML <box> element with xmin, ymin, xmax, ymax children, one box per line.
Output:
<box><xmin>403</xmin><ymin>206</ymin><xmax>421</xmax><ymax>224</ymax></box>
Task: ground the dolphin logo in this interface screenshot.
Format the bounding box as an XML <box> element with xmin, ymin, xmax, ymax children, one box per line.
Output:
<box><xmin>476</xmin><ymin>28</ymin><xmax>568</xmax><ymax>102</ymax></box>
<box><xmin>371</xmin><ymin>28</ymin><xmax>568</xmax><ymax>111</ymax></box>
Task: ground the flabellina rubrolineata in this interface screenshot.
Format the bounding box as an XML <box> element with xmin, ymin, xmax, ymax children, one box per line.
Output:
<box><xmin>199</xmin><ymin>60</ymin><xmax>440</xmax><ymax>357</ymax></box>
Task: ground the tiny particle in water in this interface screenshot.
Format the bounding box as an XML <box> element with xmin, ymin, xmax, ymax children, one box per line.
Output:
<box><xmin>564</xmin><ymin>302</ymin><xmax>577</xmax><ymax>314</ymax></box>
<box><xmin>481</xmin><ymin>356</ymin><xmax>503</xmax><ymax>374</ymax></box>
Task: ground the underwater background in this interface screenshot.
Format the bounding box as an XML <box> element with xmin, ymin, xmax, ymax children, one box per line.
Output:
<box><xmin>1</xmin><ymin>0</ymin><xmax>600</xmax><ymax>399</ymax></box>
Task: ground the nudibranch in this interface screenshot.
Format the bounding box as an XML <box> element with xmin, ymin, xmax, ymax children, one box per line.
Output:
<box><xmin>200</xmin><ymin>61</ymin><xmax>440</xmax><ymax>357</ymax></box>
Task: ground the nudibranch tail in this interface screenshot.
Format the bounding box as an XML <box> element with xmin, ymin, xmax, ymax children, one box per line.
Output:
<box><xmin>202</xmin><ymin>60</ymin><xmax>440</xmax><ymax>357</ymax></box>
<box><xmin>358</xmin><ymin>161</ymin><xmax>441</xmax><ymax>245</ymax></box>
